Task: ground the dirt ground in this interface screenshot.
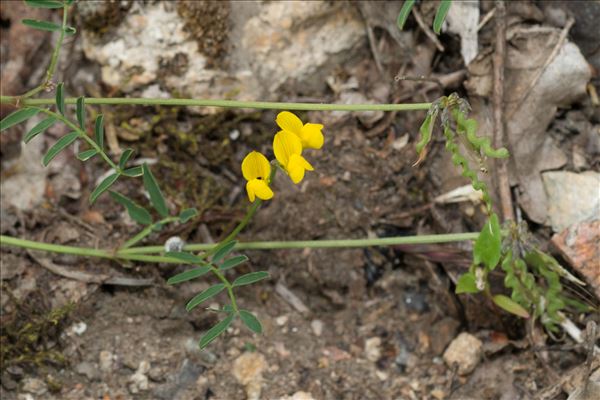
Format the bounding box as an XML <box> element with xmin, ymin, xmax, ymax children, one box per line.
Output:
<box><xmin>1</xmin><ymin>1</ymin><xmax>599</xmax><ymax>400</ymax></box>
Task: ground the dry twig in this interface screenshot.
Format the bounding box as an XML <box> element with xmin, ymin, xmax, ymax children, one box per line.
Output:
<box><xmin>411</xmin><ymin>6</ymin><xmax>445</xmax><ymax>52</ymax></box>
<box><xmin>492</xmin><ymin>1</ymin><xmax>515</xmax><ymax>221</ymax></box>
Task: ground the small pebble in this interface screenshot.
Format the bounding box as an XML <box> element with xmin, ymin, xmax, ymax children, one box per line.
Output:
<box><xmin>443</xmin><ymin>332</ymin><xmax>483</xmax><ymax>375</ymax></box>
<box><xmin>364</xmin><ymin>337</ymin><xmax>382</xmax><ymax>362</ymax></box>
<box><xmin>311</xmin><ymin>319</ymin><xmax>324</xmax><ymax>337</ymax></box>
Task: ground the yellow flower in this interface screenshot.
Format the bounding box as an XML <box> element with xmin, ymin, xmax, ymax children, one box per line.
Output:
<box><xmin>241</xmin><ymin>151</ymin><xmax>274</xmax><ymax>202</ymax></box>
<box><xmin>273</xmin><ymin>130</ymin><xmax>314</xmax><ymax>184</ymax></box>
<box><xmin>276</xmin><ymin>111</ymin><xmax>324</xmax><ymax>150</ymax></box>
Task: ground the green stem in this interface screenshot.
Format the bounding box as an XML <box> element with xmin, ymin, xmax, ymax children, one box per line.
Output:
<box><xmin>121</xmin><ymin>217</ymin><xmax>179</xmax><ymax>249</ymax></box>
<box><xmin>1</xmin><ymin>96</ymin><xmax>431</xmax><ymax>112</ymax></box>
<box><xmin>1</xmin><ymin>233</ymin><xmax>480</xmax><ymax>263</ymax></box>
<box><xmin>20</xmin><ymin>4</ymin><xmax>69</xmax><ymax>100</ymax></box>
<box><xmin>209</xmin><ymin>266</ymin><xmax>239</xmax><ymax>313</ymax></box>
<box><xmin>33</xmin><ymin>107</ymin><xmax>119</xmax><ymax>171</ymax></box>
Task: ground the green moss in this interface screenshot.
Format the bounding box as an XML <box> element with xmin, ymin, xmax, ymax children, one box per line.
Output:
<box><xmin>1</xmin><ymin>285</ymin><xmax>74</xmax><ymax>371</ymax></box>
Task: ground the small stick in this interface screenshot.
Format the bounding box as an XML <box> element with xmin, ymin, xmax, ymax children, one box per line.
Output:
<box><xmin>492</xmin><ymin>1</ymin><xmax>515</xmax><ymax>221</ymax></box>
<box><xmin>478</xmin><ymin>7</ymin><xmax>496</xmax><ymax>32</ymax></box>
<box><xmin>411</xmin><ymin>7</ymin><xmax>445</xmax><ymax>52</ymax></box>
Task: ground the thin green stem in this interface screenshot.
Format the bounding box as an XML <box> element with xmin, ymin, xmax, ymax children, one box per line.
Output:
<box><xmin>209</xmin><ymin>266</ymin><xmax>238</xmax><ymax>313</ymax></box>
<box><xmin>20</xmin><ymin>4</ymin><xmax>69</xmax><ymax>100</ymax></box>
<box><xmin>33</xmin><ymin>107</ymin><xmax>119</xmax><ymax>171</ymax></box>
<box><xmin>121</xmin><ymin>217</ymin><xmax>179</xmax><ymax>249</ymax></box>
<box><xmin>1</xmin><ymin>96</ymin><xmax>432</xmax><ymax>112</ymax></box>
<box><xmin>1</xmin><ymin>233</ymin><xmax>480</xmax><ymax>264</ymax></box>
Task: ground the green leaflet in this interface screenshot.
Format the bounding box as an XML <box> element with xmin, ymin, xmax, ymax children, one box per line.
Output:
<box><xmin>76</xmin><ymin>96</ymin><xmax>85</xmax><ymax>129</ymax></box>
<box><xmin>94</xmin><ymin>115</ymin><xmax>104</xmax><ymax>149</ymax></box>
<box><xmin>433</xmin><ymin>0</ymin><xmax>452</xmax><ymax>34</ymax></box>
<box><xmin>186</xmin><ymin>284</ymin><xmax>226</xmax><ymax>311</ymax></box>
<box><xmin>239</xmin><ymin>310</ymin><xmax>262</xmax><ymax>334</ymax></box>
<box><xmin>1</xmin><ymin>108</ymin><xmax>40</xmax><ymax>132</ymax></box>
<box><xmin>142</xmin><ymin>164</ymin><xmax>168</xmax><ymax>217</ymax></box>
<box><xmin>397</xmin><ymin>0</ymin><xmax>415</xmax><ymax>30</ymax></box>
<box><xmin>22</xmin><ymin>18</ymin><xmax>62</xmax><ymax>32</ymax></box>
<box><xmin>493</xmin><ymin>295</ymin><xmax>530</xmax><ymax>319</ymax></box>
<box><xmin>232</xmin><ymin>271</ymin><xmax>269</xmax><ymax>287</ymax></box>
<box><xmin>178</xmin><ymin>208</ymin><xmax>198</xmax><ymax>223</ymax></box>
<box><xmin>219</xmin><ymin>255</ymin><xmax>249</xmax><ymax>271</ymax></box>
<box><xmin>25</xmin><ymin>0</ymin><xmax>64</xmax><ymax>8</ymax></box>
<box><xmin>90</xmin><ymin>173</ymin><xmax>119</xmax><ymax>204</ymax></box>
<box><xmin>455</xmin><ymin>272</ymin><xmax>479</xmax><ymax>294</ymax></box>
<box><xmin>56</xmin><ymin>83</ymin><xmax>65</xmax><ymax>115</ymax></box>
<box><xmin>474</xmin><ymin>213</ymin><xmax>502</xmax><ymax>270</ymax></box>
<box><xmin>211</xmin><ymin>240</ymin><xmax>237</xmax><ymax>264</ymax></box>
<box><xmin>42</xmin><ymin>131</ymin><xmax>78</xmax><ymax>166</ymax></box>
<box><xmin>109</xmin><ymin>191</ymin><xmax>152</xmax><ymax>225</ymax></box>
<box><xmin>77</xmin><ymin>149</ymin><xmax>98</xmax><ymax>161</ymax></box>
<box><xmin>24</xmin><ymin>116</ymin><xmax>56</xmax><ymax>143</ymax></box>
<box><xmin>118</xmin><ymin>149</ymin><xmax>134</xmax><ymax>170</ymax></box>
<box><xmin>199</xmin><ymin>314</ymin><xmax>234</xmax><ymax>349</ymax></box>
<box><xmin>167</xmin><ymin>266</ymin><xmax>211</xmax><ymax>285</ymax></box>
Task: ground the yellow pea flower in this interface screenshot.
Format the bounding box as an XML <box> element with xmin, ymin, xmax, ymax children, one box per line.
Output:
<box><xmin>241</xmin><ymin>151</ymin><xmax>274</xmax><ymax>202</ymax></box>
<box><xmin>273</xmin><ymin>130</ymin><xmax>314</xmax><ymax>184</ymax></box>
<box><xmin>276</xmin><ymin>111</ymin><xmax>324</xmax><ymax>150</ymax></box>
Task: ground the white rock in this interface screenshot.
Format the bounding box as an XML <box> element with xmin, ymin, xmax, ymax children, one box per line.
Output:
<box><xmin>443</xmin><ymin>332</ymin><xmax>483</xmax><ymax>375</ymax></box>
<box><xmin>276</xmin><ymin>315</ymin><xmax>289</xmax><ymax>326</ymax></box>
<box><xmin>311</xmin><ymin>319</ymin><xmax>324</xmax><ymax>337</ymax></box>
<box><xmin>280</xmin><ymin>391</ymin><xmax>316</xmax><ymax>400</ymax></box>
<box><xmin>82</xmin><ymin>2</ymin><xmax>366</xmax><ymax>102</ymax></box>
<box><xmin>128</xmin><ymin>360</ymin><xmax>151</xmax><ymax>394</ymax></box>
<box><xmin>232</xmin><ymin>352</ymin><xmax>268</xmax><ymax>400</ymax></box>
<box><xmin>542</xmin><ymin>171</ymin><xmax>600</xmax><ymax>232</ymax></box>
<box><xmin>364</xmin><ymin>337</ymin><xmax>382</xmax><ymax>362</ymax></box>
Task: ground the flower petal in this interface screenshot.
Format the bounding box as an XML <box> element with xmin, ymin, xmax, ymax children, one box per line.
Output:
<box><xmin>242</xmin><ymin>151</ymin><xmax>271</xmax><ymax>181</ymax></box>
<box><xmin>287</xmin><ymin>154</ymin><xmax>313</xmax><ymax>184</ymax></box>
<box><xmin>273</xmin><ymin>130</ymin><xmax>302</xmax><ymax>168</ymax></box>
<box><xmin>246</xmin><ymin>179</ymin><xmax>273</xmax><ymax>202</ymax></box>
<box><xmin>276</xmin><ymin>111</ymin><xmax>303</xmax><ymax>134</ymax></box>
<box><xmin>299</xmin><ymin>123</ymin><xmax>324</xmax><ymax>149</ymax></box>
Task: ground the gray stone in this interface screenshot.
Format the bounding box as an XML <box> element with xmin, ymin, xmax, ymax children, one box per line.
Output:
<box><xmin>75</xmin><ymin>361</ymin><xmax>100</xmax><ymax>381</ymax></box>
<box><xmin>542</xmin><ymin>171</ymin><xmax>600</xmax><ymax>232</ymax></box>
<box><xmin>21</xmin><ymin>378</ymin><xmax>47</xmax><ymax>396</ymax></box>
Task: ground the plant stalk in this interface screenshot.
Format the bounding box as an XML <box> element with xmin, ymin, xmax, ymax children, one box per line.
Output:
<box><xmin>2</xmin><ymin>96</ymin><xmax>431</xmax><ymax>112</ymax></box>
<box><xmin>1</xmin><ymin>233</ymin><xmax>479</xmax><ymax>263</ymax></box>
